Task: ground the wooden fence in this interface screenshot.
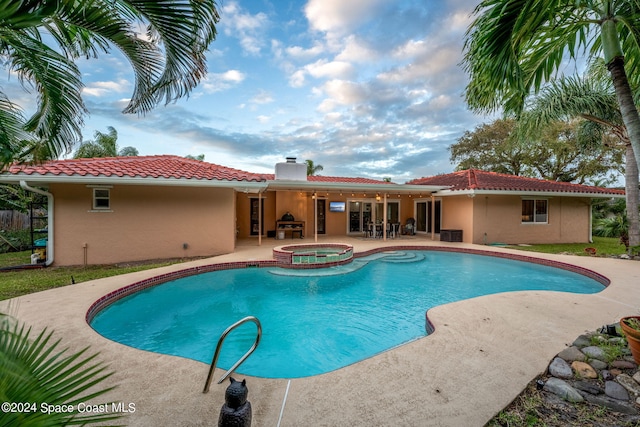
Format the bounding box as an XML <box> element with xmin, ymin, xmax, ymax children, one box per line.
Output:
<box><xmin>0</xmin><ymin>210</ymin><xmax>30</xmax><ymax>231</ymax></box>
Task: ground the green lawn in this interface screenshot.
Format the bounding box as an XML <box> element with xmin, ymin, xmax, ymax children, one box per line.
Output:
<box><xmin>505</xmin><ymin>236</ymin><xmax>627</xmax><ymax>257</ymax></box>
<box><xmin>0</xmin><ymin>251</ymin><xmax>187</xmax><ymax>301</ymax></box>
<box><xmin>0</xmin><ymin>236</ymin><xmax>629</xmax><ymax>301</ymax></box>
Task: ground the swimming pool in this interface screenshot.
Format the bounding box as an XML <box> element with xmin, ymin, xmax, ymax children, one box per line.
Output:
<box><xmin>89</xmin><ymin>250</ymin><xmax>606</xmax><ymax>379</ymax></box>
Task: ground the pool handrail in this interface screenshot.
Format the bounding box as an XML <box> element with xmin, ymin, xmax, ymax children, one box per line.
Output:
<box><xmin>202</xmin><ymin>316</ymin><xmax>262</xmax><ymax>393</ymax></box>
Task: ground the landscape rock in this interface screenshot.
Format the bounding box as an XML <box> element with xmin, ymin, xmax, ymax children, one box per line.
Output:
<box><xmin>549</xmin><ymin>357</ymin><xmax>573</xmax><ymax>379</ymax></box>
<box><xmin>573</xmin><ymin>380</ymin><xmax>602</xmax><ymax>395</ymax></box>
<box><xmin>581</xmin><ymin>345</ymin><xmax>607</xmax><ymax>361</ymax></box>
<box><xmin>582</xmin><ymin>393</ymin><xmax>639</xmax><ymax>415</ymax></box>
<box><xmin>602</xmin><ymin>370</ymin><xmax>614</xmax><ymax>381</ymax></box>
<box><xmin>544</xmin><ymin>378</ymin><xmax>584</xmax><ymax>403</ymax></box>
<box><xmin>557</xmin><ymin>346</ymin><xmax>586</xmax><ymax>362</ymax></box>
<box><xmin>589</xmin><ymin>359</ymin><xmax>607</xmax><ymax>370</ymax></box>
<box><xmin>633</xmin><ymin>371</ymin><xmax>640</xmax><ymax>384</ymax></box>
<box><xmin>571</xmin><ymin>361</ymin><xmax>598</xmax><ymax>379</ymax></box>
<box><xmin>605</xmin><ymin>381</ymin><xmax>630</xmax><ymax>401</ymax></box>
<box><xmin>571</xmin><ymin>335</ymin><xmax>592</xmax><ymax>348</ymax></box>
<box><xmin>616</xmin><ymin>374</ymin><xmax>640</xmax><ymax>399</ymax></box>
<box><xmin>611</xmin><ymin>360</ymin><xmax>637</xmax><ymax>370</ymax></box>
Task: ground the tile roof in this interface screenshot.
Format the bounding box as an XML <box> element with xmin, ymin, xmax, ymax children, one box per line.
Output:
<box><xmin>5</xmin><ymin>155</ymin><xmax>266</xmax><ymax>182</ymax></box>
<box><xmin>259</xmin><ymin>174</ymin><xmax>391</xmax><ymax>184</ymax></box>
<box><xmin>408</xmin><ymin>169</ymin><xmax>625</xmax><ymax>195</ymax></box>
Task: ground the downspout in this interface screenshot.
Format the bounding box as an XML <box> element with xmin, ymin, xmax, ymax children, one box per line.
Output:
<box><xmin>20</xmin><ymin>181</ymin><xmax>54</xmax><ymax>266</ymax></box>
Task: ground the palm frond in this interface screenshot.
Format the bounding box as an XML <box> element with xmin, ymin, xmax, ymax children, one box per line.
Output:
<box><xmin>0</xmin><ymin>313</ymin><xmax>121</xmax><ymax>426</ymax></box>
<box><xmin>3</xmin><ymin>28</ymin><xmax>86</xmax><ymax>159</ymax></box>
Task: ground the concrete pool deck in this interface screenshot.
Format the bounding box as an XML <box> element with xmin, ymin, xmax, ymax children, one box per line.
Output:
<box><xmin>3</xmin><ymin>237</ymin><xmax>640</xmax><ymax>426</ymax></box>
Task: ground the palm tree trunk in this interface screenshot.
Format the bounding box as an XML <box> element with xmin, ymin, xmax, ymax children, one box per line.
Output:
<box><xmin>607</xmin><ymin>57</ymin><xmax>640</xmax><ymax>175</ymax></box>
<box><xmin>626</xmin><ymin>144</ymin><xmax>640</xmax><ymax>249</ymax></box>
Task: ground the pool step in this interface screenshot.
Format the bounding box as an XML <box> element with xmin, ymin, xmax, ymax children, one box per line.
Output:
<box><xmin>379</xmin><ymin>252</ymin><xmax>425</xmax><ymax>263</ymax></box>
<box><xmin>268</xmin><ymin>260</ymin><xmax>369</xmax><ymax>277</ymax></box>
<box><xmin>269</xmin><ymin>251</ymin><xmax>425</xmax><ymax>277</ymax></box>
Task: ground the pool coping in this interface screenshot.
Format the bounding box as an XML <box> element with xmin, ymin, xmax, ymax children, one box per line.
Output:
<box><xmin>4</xmin><ymin>237</ymin><xmax>640</xmax><ymax>427</ymax></box>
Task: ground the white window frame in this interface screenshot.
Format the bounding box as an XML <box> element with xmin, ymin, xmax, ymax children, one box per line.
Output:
<box><xmin>91</xmin><ymin>187</ymin><xmax>112</xmax><ymax>211</ymax></box>
<box><xmin>521</xmin><ymin>198</ymin><xmax>548</xmax><ymax>224</ymax></box>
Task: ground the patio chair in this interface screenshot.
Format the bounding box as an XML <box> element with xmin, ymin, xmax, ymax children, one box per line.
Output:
<box><xmin>404</xmin><ymin>218</ymin><xmax>415</xmax><ymax>235</ymax></box>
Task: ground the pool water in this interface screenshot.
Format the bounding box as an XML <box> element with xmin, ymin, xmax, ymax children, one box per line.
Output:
<box><xmin>90</xmin><ymin>251</ymin><xmax>604</xmax><ymax>378</ymax></box>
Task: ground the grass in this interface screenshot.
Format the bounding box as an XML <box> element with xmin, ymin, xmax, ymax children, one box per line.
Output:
<box><xmin>0</xmin><ymin>251</ymin><xmax>190</xmax><ymax>301</ymax></box>
<box><xmin>506</xmin><ymin>236</ymin><xmax>627</xmax><ymax>257</ymax></box>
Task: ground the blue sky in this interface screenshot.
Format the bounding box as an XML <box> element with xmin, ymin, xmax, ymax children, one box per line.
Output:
<box><xmin>14</xmin><ymin>0</ymin><xmax>493</xmax><ymax>182</ymax></box>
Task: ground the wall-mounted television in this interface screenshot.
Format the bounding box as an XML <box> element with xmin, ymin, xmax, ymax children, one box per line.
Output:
<box><xmin>329</xmin><ymin>201</ymin><xmax>346</xmax><ymax>212</ymax></box>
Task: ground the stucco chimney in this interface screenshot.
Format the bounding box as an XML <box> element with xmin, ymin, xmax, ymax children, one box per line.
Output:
<box><xmin>275</xmin><ymin>157</ymin><xmax>307</xmax><ymax>181</ymax></box>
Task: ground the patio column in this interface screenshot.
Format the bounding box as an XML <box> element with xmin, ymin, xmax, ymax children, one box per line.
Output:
<box><xmin>314</xmin><ymin>192</ymin><xmax>318</xmax><ymax>242</ymax></box>
<box><xmin>258</xmin><ymin>191</ymin><xmax>262</xmax><ymax>246</ymax></box>
<box><xmin>383</xmin><ymin>193</ymin><xmax>388</xmax><ymax>241</ymax></box>
<box><xmin>431</xmin><ymin>194</ymin><xmax>436</xmax><ymax>241</ymax></box>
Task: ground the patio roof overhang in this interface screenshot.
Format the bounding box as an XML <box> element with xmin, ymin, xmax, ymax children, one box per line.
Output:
<box><xmin>263</xmin><ymin>179</ymin><xmax>448</xmax><ymax>195</ymax></box>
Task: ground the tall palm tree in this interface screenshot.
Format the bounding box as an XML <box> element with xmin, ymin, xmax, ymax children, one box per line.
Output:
<box><xmin>0</xmin><ymin>0</ymin><xmax>220</xmax><ymax>166</ymax></box>
<box><xmin>306</xmin><ymin>159</ymin><xmax>324</xmax><ymax>176</ymax></box>
<box><xmin>519</xmin><ymin>60</ymin><xmax>639</xmax><ymax>249</ymax></box>
<box><xmin>462</xmin><ymin>0</ymin><xmax>640</xmax><ymax>173</ymax></box>
<box><xmin>74</xmin><ymin>126</ymin><xmax>138</xmax><ymax>158</ymax></box>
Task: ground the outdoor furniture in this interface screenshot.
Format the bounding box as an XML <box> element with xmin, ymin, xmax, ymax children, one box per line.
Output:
<box><xmin>440</xmin><ymin>229</ymin><xmax>463</xmax><ymax>242</ymax></box>
<box><xmin>276</xmin><ymin>220</ymin><xmax>305</xmax><ymax>239</ymax></box>
<box><xmin>404</xmin><ymin>218</ymin><xmax>415</xmax><ymax>235</ymax></box>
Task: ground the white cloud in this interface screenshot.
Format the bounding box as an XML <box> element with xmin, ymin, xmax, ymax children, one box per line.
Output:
<box><xmin>286</xmin><ymin>44</ymin><xmax>325</xmax><ymax>60</ymax></box>
<box><xmin>202</xmin><ymin>70</ymin><xmax>246</xmax><ymax>93</ymax></box>
<box><xmin>335</xmin><ymin>36</ymin><xmax>379</xmax><ymax>63</ymax></box>
<box><xmin>306</xmin><ymin>59</ymin><xmax>354</xmax><ymax>79</ymax></box>
<box><xmin>250</xmin><ymin>90</ymin><xmax>274</xmax><ymax>105</ymax></box>
<box><xmin>82</xmin><ymin>79</ymin><xmax>130</xmax><ymax>97</ymax></box>
<box><xmin>305</xmin><ymin>0</ymin><xmax>387</xmax><ymax>34</ymax></box>
<box><xmin>220</xmin><ymin>1</ymin><xmax>269</xmax><ymax>55</ymax></box>
<box><xmin>319</xmin><ymin>79</ymin><xmax>368</xmax><ymax>109</ymax></box>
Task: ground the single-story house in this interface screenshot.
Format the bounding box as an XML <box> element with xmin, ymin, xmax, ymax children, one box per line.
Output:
<box><xmin>0</xmin><ymin>156</ymin><xmax>624</xmax><ymax>266</ymax></box>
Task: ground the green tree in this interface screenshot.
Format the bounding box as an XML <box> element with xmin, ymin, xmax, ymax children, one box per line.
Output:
<box><xmin>185</xmin><ymin>154</ymin><xmax>205</xmax><ymax>161</ymax></box>
<box><xmin>0</xmin><ymin>0</ymin><xmax>220</xmax><ymax>166</ymax></box>
<box><xmin>305</xmin><ymin>159</ymin><xmax>324</xmax><ymax>176</ymax></box>
<box><xmin>449</xmin><ymin>118</ymin><xmax>622</xmax><ymax>183</ymax></box>
<box><xmin>73</xmin><ymin>126</ymin><xmax>138</xmax><ymax>158</ymax></box>
<box><xmin>519</xmin><ymin>59</ymin><xmax>639</xmax><ymax>248</ymax></box>
<box><xmin>450</xmin><ymin>119</ymin><xmax>527</xmax><ymax>175</ymax></box>
<box><xmin>462</xmin><ymin>0</ymin><xmax>640</xmax><ymax>175</ymax></box>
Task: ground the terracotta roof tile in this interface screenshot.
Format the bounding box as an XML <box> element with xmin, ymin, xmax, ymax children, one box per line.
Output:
<box><xmin>259</xmin><ymin>174</ymin><xmax>390</xmax><ymax>184</ymax></box>
<box><xmin>7</xmin><ymin>155</ymin><xmax>266</xmax><ymax>182</ymax></box>
<box><xmin>407</xmin><ymin>169</ymin><xmax>624</xmax><ymax>195</ymax></box>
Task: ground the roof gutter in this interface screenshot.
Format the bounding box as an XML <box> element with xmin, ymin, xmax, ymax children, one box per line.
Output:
<box><xmin>433</xmin><ymin>189</ymin><xmax>625</xmax><ymax>198</ymax></box>
<box><xmin>20</xmin><ymin>181</ymin><xmax>53</xmax><ymax>266</ymax></box>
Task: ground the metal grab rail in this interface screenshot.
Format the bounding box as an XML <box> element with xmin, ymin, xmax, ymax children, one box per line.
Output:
<box><xmin>202</xmin><ymin>316</ymin><xmax>262</xmax><ymax>393</ymax></box>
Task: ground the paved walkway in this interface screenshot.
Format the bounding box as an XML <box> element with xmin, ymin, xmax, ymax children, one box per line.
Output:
<box><xmin>3</xmin><ymin>237</ymin><xmax>640</xmax><ymax>426</ymax></box>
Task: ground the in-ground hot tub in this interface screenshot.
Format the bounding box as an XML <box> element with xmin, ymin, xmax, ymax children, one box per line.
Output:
<box><xmin>273</xmin><ymin>243</ymin><xmax>353</xmax><ymax>266</ymax></box>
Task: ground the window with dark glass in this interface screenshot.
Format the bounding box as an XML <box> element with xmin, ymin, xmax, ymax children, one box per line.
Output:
<box><xmin>522</xmin><ymin>199</ymin><xmax>547</xmax><ymax>223</ymax></box>
<box><xmin>93</xmin><ymin>188</ymin><xmax>110</xmax><ymax>209</ymax></box>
